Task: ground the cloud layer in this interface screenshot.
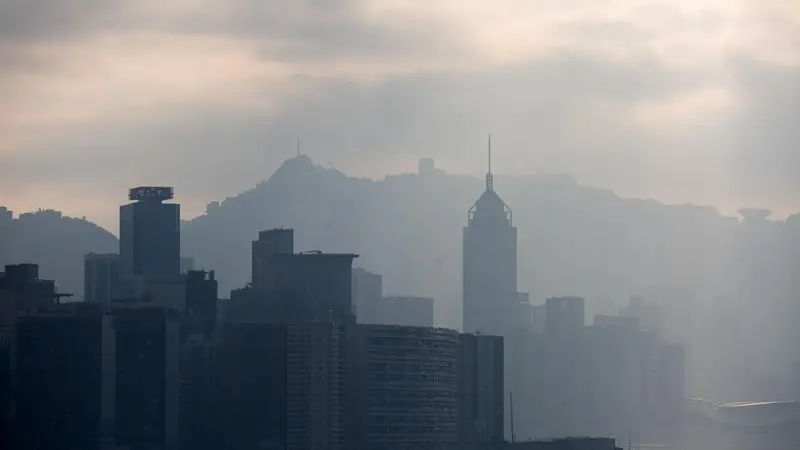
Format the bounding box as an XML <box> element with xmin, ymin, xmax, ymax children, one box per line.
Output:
<box><xmin>1</xmin><ymin>0</ymin><xmax>798</xmax><ymax>230</ymax></box>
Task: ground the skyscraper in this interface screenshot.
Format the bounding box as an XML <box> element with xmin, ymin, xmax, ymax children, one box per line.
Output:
<box><xmin>462</xmin><ymin>137</ymin><xmax>518</xmax><ymax>335</ymax></box>
<box><xmin>119</xmin><ymin>187</ymin><xmax>181</xmax><ymax>278</ymax></box>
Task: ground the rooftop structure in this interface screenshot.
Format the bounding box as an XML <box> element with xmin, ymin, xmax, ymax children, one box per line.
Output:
<box><xmin>128</xmin><ymin>186</ymin><xmax>174</xmax><ymax>203</ymax></box>
<box><xmin>468</xmin><ymin>135</ymin><xmax>512</xmax><ymax>227</ymax></box>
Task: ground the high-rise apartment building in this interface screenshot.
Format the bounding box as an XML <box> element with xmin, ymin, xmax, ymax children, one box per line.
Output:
<box><xmin>119</xmin><ymin>187</ymin><xmax>180</xmax><ymax>278</ymax></box>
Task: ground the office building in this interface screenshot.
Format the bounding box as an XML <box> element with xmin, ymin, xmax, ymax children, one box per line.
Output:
<box><xmin>119</xmin><ymin>187</ymin><xmax>181</xmax><ymax>278</ymax></box>
<box><xmin>84</xmin><ymin>253</ymin><xmax>121</xmax><ymax>304</ymax></box>
<box><xmin>463</xmin><ymin>142</ymin><xmax>518</xmax><ymax>335</ymax></box>
<box><xmin>458</xmin><ymin>333</ymin><xmax>505</xmax><ymax>450</ymax></box>
<box><xmin>14</xmin><ymin>302</ymin><xmax>104</xmax><ymax>450</ymax></box>
<box><xmin>353</xmin><ymin>325</ymin><xmax>460</xmax><ymax>450</ymax></box>
<box><xmin>130</xmin><ymin>274</ymin><xmax>187</xmax><ymax>312</ymax></box>
<box><xmin>111</xmin><ymin>302</ymin><xmax>180</xmax><ymax>449</ymax></box>
<box><xmin>251</xmin><ymin>229</ymin><xmax>358</xmax><ymax>322</ymax></box>
<box><xmin>251</xmin><ymin>228</ymin><xmax>294</xmax><ymax>288</ymax></box>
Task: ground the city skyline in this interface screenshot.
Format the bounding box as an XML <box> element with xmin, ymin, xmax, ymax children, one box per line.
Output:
<box><xmin>1</xmin><ymin>1</ymin><xmax>799</xmax><ymax>228</ymax></box>
<box><xmin>3</xmin><ymin>152</ymin><xmax>799</xmax><ymax>235</ymax></box>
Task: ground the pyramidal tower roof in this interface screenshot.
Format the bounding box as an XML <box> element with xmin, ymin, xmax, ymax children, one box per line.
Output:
<box><xmin>468</xmin><ymin>134</ymin><xmax>513</xmax><ymax>226</ymax></box>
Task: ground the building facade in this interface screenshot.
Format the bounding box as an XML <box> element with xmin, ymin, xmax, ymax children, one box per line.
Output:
<box><xmin>458</xmin><ymin>333</ymin><xmax>505</xmax><ymax>450</ymax></box>
<box><xmin>14</xmin><ymin>303</ymin><xmax>104</xmax><ymax>450</ymax></box>
<box><xmin>84</xmin><ymin>253</ymin><xmax>121</xmax><ymax>305</ymax></box>
<box><xmin>355</xmin><ymin>325</ymin><xmax>460</xmax><ymax>450</ymax></box>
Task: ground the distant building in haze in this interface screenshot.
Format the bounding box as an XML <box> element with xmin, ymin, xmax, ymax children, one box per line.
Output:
<box><xmin>180</xmin><ymin>257</ymin><xmax>195</xmax><ymax>274</ymax></box>
<box><xmin>462</xmin><ymin>140</ymin><xmax>518</xmax><ymax>335</ymax></box>
<box><xmin>0</xmin><ymin>207</ymin><xmax>11</xmax><ymax>267</ymax></box>
<box><xmin>351</xmin><ymin>268</ymin><xmax>383</xmax><ymax>321</ymax></box>
<box><xmin>545</xmin><ymin>297</ymin><xmax>585</xmax><ymax>335</ymax></box>
<box><xmin>119</xmin><ymin>187</ymin><xmax>181</xmax><ymax>278</ymax></box>
<box><xmin>361</xmin><ymin>295</ymin><xmax>434</xmax><ymax>327</ymax></box>
<box><xmin>459</xmin><ymin>333</ymin><xmax>504</xmax><ymax>450</ymax></box>
<box><xmin>84</xmin><ymin>253</ymin><xmax>121</xmax><ymax>305</ymax></box>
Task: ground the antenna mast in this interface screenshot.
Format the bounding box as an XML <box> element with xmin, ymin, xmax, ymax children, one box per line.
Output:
<box><xmin>486</xmin><ymin>134</ymin><xmax>494</xmax><ymax>191</ymax></box>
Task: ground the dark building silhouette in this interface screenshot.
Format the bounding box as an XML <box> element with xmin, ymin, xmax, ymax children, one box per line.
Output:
<box><xmin>250</xmin><ymin>229</ymin><xmax>358</xmax><ymax>322</ymax></box>
<box><xmin>463</xmin><ymin>143</ymin><xmax>518</xmax><ymax>335</ymax></box>
<box><xmin>352</xmin><ymin>325</ymin><xmax>460</xmax><ymax>450</ymax></box>
<box><xmin>84</xmin><ymin>253</ymin><xmax>121</xmax><ymax>304</ymax></box>
<box><xmin>14</xmin><ymin>302</ymin><xmax>104</xmax><ymax>450</ymax></box>
<box><xmin>458</xmin><ymin>333</ymin><xmax>504</xmax><ymax>450</ymax></box>
<box><xmin>214</xmin><ymin>322</ymin><xmax>287</xmax><ymax>450</ymax></box>
<box><xmin>0</xmin><ymin>264</ymin><xmax>63</xmax><ymax>447</ymax></box>
<box><xmin>215</xmin><ymin>320</ymin><xmax>351</xmax><ymax>450</ymax></box>
<box><xmin>119</xmin><ymin>187</ymin><xmax>181</xmax><ymax>278</ymax></box>
<box><xmin>252</xmin><ymin>228</ymin><xmax>295</xmax><ymax>286</ymax></box>
<box><xmin>111</xmin><ymin>303</ymin><xmax>180</xmax><ymax>449</ymax></box>
<box><xmin>178</xmin><ymin>330</ymin><xmax>215</xmax><ymax>450</ymax></box>
<box><xmin>185</xmin><ymin>270</ymin><xmax>218</xmax><ymax>332</ymax></box>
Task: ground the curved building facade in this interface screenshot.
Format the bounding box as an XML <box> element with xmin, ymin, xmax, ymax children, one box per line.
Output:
<box><xmin>361</xmin><ymin>325</ymin><xmax>460</xmax><ymax>450</ymax></box>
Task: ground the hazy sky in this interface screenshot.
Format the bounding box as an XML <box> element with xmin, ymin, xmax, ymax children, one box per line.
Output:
<box><xmin>1</xmin><ymin>0</ymin><xmax>798</xmax><ymax>231</ymax></box>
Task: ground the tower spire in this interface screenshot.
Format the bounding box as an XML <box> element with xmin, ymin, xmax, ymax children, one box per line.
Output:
<box><xmin>486</xmin><ymin>134</ymin><xmax>494</xmax><ymax>191</ymax></box>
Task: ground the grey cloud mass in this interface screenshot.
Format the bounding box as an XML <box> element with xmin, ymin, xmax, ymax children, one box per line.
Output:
<box><xmin>0</xmin><ymin>0</ymin><xmax>798</xmax><ymax>229</ymax></box>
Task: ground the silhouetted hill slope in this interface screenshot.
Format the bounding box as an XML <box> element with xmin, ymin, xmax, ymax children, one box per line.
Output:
<box><xmin>182</xmin><ymin>155</ymin><xmax>800</xmax><ymax>333</ymax></box>
<box><xmin>2</xmin><ymin>209</ymin><xmax>118</xmax><ymax>298</ymax></box>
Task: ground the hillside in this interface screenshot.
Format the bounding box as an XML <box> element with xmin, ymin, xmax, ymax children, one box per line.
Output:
<box><xmin>0</xmin><ymin>209</ymin><xmax>118</xmax><ymax>298</ymax></box>
<box><xmin>182</xmin><ymin>155</ymin><xmax>799</xmax><ymax>331</ymax></box>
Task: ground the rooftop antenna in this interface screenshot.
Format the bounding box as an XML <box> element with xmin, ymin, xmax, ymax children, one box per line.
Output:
<box><xmin>486</xmin><ymin>134</ymin><xmax>494</xmax><ymax>191</ymax></box>
<box><xmin>297</xmin><ymin>140</ymin><xmax>301</xmax><ymax>157</ymax></box>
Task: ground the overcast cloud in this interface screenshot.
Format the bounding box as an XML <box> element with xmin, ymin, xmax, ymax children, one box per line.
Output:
<box><xmin>0</xmin><ymin>0</ymin><xmax>798</xmax><ymax>230</ymax></box>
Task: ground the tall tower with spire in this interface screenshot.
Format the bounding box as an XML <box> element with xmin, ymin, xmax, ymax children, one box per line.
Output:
<box><xmin>462</xmin><ymin>135</ymin><xmax>518</xmax><ymax>335</ymax></box>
